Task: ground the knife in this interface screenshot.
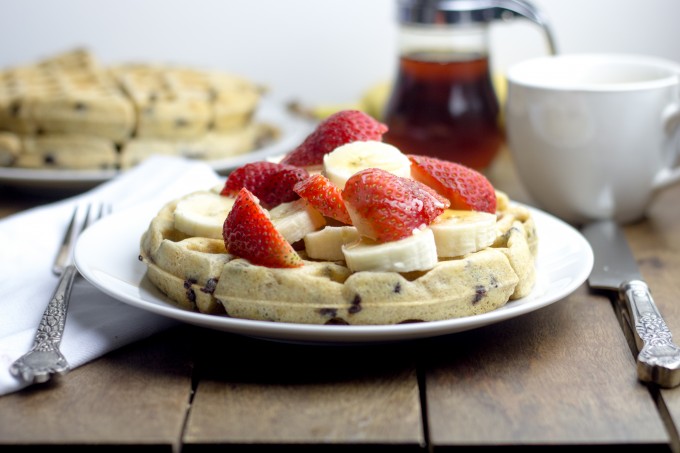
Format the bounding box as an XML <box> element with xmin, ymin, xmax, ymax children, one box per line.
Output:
<box><xmin>582</xmin><ymin>220</ymin><xmax>680</xmax><ymax>388</ymax></box>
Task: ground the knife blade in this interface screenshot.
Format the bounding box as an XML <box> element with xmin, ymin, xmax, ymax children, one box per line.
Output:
<box><xmin>582</xmin><ymin>220</ymin><xmax>680</xmax><ymax>388</ymax></box>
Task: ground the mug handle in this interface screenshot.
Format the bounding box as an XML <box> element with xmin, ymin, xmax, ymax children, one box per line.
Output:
<box><xmin>653</xmin><ymin>102</ymin><xmax>680</xmax><ymax>190</ymax></box>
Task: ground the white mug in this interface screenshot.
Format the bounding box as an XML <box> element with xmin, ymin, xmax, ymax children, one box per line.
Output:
<box><xmin>505</xmin><ymin>53</ymin><xmax>680</xmax><ymax>225</ymax></box>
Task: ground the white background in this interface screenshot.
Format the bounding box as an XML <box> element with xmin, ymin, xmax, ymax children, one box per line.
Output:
<box><xmin>1</xmin><ymin>0</ymin><xmax>679</xmax><ymax>106</ymax></box>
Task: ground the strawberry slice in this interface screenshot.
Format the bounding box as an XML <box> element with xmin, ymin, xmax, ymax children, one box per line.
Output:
<box><xmin>223</xmin><ymin>188</ymin><xmax>303</xmax><ymax>268</ymax></box>
<box><xmin>258</xmin><ymin>165</ymin><xmax>310</xmax><ymax>208</ymax></box>
<box><xmin>280</xmin><ymin>110</ymin><xmax>388</xmax><ymax>167</ymax></box>
<box><xmin>342</xmin><ymin>168</ymin><xmax>449</xmax><ymax>243</ymax></box>
<box><xmin>293</xmin><ymin>174</ymin><xmax>352</xmax><ymax>225</ymax></box>
<box><xmin>220</xmin><ymin>161</ymin><xmax>308</xmax><ymax>210</ymax></box>
<box><xmin>221</xmin><ymin>161</ymin><xmax>280</xmax><ymax>196</ymax></box>
<box><xmin>408</xmin><ymin>155</ymin><xmax>497</xmax><ymax>214</ymax></box>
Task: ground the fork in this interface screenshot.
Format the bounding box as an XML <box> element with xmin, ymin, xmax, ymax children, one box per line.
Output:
<box><xmin>10</xmin><ymin>202</ymin><xmax>108</xmax><ymax>385</ymax></box>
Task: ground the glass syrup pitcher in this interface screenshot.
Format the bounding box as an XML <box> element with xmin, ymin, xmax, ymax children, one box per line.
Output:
<box><xmin>382</xmin><ymin>0</ymin><xmax>557</xmax><ymax>170</ymax></box>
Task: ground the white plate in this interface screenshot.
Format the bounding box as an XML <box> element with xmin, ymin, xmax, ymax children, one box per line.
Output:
<box><xmin>0</xmin><ymin>99</ymin><xmax>313</xmax><ymax>191</ymax></box>
<box><xmin>74</xmin><ymin>202</ymin><xmax>593</xmax><ymax>344</ymax></box>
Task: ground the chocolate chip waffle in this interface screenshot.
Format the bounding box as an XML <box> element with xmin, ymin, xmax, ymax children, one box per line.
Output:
<box><xmin>139</xmin><ymin>190</ymin><xmax>538</xmax><ymax>325</ymax></box>
<box><xmin>0</xmin><ymin>49</ymin><xmax>274</xmax><ymax>170</ymax></box>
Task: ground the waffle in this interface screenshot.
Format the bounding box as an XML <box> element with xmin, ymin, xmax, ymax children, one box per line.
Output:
<box><xmin>139</xmin><ymin>190</ymin><xmax>538</xmax><ymax>325</ymax></box>
<box><xmin>0</xmin><ymin>49</ymin><xmax>134</xmax><ymax>141</ymax></box>
<box><xmin>15</xmin><ymin>134</ymin><xmax>117</xmax><ymax>170</ymax></box>
<box><xmin>0</xmin><ymin>49</ymin><xmax>272</xmax><ymax>170</ymax></box>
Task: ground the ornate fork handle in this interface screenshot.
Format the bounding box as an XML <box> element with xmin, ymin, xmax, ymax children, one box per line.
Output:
<box><xmin>620</xmin><ymin>280</ymin><xmax>680</xmax><ymax>388</ymax></box>
<box><xmin>10</xmin><ymin>265</ymin><xmax>78</xmax><ymax>384</ymax></box>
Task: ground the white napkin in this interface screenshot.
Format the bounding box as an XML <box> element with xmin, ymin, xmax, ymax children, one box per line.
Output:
<box><xmin>0</xmin><ymin>156</ymin><xmax>222</xmax><ymax>396</ymax></box>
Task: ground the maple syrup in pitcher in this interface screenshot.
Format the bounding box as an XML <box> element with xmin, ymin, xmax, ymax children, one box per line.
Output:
<box><xmin>384</xmin><ymin>51</ymin><xmax>502</xmax><ymax>170</ymax></box>
<box><xmin>384</xmin><ymin>0</ymin><xmax>558</xmax><ymax>170</ymax></box>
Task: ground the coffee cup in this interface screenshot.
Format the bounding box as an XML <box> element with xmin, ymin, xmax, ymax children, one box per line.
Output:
<box><xmin>505</xmin><ymin>53</ymin><xmax>680</xmax><ymax>225</ymax></box>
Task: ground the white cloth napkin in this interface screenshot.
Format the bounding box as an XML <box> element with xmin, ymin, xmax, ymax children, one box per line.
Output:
<box><xmin>0</xmin><ymin>156</ymin><xmax>222</xmax><ymax>396</ymax></box>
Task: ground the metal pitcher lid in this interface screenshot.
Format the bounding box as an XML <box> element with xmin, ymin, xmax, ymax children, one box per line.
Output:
<box><xmin>397</xmin><ymin>0</ymin><xmax>557</xmax><ymax>53</ymax></box>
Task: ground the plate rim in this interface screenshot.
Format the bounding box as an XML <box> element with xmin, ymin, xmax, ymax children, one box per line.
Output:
<box><xmin>74</xmin><ymin>201</ymin><xmax>594</xmax><ymax>344</ymax></box>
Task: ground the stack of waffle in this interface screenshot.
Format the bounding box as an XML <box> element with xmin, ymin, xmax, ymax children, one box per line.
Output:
<box><xmin>0</xmin><ymin>49</ymin><xmax>276</xmax><ymax>170</ymax></box>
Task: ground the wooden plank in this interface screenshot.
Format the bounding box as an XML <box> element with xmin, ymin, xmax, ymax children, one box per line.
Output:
<box><xmin>424</xmin><ymin>285</ymin><xmax>668</xmax><ymax>448</ymax></box>
<box><xmin>0</xmin><ymin>326</ymin><xmax>193</xmax><ymax>450</ymax></box>
<box><xmin>183</xmin><ymin>329</ymin><xmax>425</xmax><ymax>450</ymax></box>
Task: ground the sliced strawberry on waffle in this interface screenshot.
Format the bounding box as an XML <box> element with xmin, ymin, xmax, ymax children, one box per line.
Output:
<box><xmin>280</xmin><ymin>110</ymin><xmax>388</xmax><ymax>167</ymax></box>
<box><xmin>293</xmin><ymin>174</ymin><xmax>352</xmax><ymax>225</ymax></box>
<box><xmin>223</xmin><ymin>188</ymin><xmax>303</xmax><ymax>268</ymax></box>
<box><xmin>408</xmin><ymin>155</ymin><xmax>497</xmax><ymax>214</ymax></box>
<box><xmin>220</xmin><ymin>161</ymin><xmax>308</xmax><ymax>210</ymax></box>
<box><xmin>258</xmin><ymin>165</ymin><xmax>310</xmax><ymax>208</ymax></box>
<box><xmin>342</xmin><ymin>168</ymin><xmax>449</xmax><ymax>243</ymax></box>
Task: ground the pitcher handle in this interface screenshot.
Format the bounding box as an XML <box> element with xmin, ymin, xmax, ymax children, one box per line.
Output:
<box><xmin>493</xmin><ymin>0</ymin><xmax>558</xmax><ymax>55</ymax></box>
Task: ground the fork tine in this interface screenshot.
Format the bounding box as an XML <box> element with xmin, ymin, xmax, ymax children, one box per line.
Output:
<box><xmin>52</xmin><ymin>206</ymin><xmax>80</xmax><ymax>276</ymax></box>
<box><xmin>97</xmin><ymin>203</ymin><xmax>112</xmax><ymax>221</ymax></box>
<box><xmin>88</xmin><ymin>202</ymin><xmax>110</xmax><ymax>226</ymax></box>
<box><xmin>83</xmin><ymin>202</ymin><xmax>99</xmax><ymax>228</ymax></box>
<box><xmin>52</xmin><ymin>203</ymin><xmax>107</xmax><ymax>275</ymax></box>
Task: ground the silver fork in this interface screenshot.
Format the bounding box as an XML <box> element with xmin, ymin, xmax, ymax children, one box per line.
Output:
<box><xmin>10</xmin><ymin>202</ymin><xmax>109</xmax><ymax>385</ymax></box>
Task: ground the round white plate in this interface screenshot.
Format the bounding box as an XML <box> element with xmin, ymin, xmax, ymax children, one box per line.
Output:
<box><xmin>74</xmin><ymin>202</ymin><xmax>593</xmax><ymax>344</ymax></box>
<box><xmin>0</xmin><ymin>99</ymin><xmax>312</xmax><ymax>191</ymax></box>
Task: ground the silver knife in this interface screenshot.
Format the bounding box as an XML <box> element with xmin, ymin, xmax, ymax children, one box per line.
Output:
<box><xmin>582</xmin><ymin>220</ymin><xmax>680</xmax><ymax>388</ymax></box>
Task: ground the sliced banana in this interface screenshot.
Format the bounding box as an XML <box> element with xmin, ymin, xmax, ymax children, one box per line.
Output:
<box><xmin>310</xmin><ymin>102</ymin><xmax>362</xmax><ymax>120</ymax></box>
<box><xmin>270</xmin><ymin>199</ymin><xmax>326</xmax><ymax>244</ymax></box>
<box><xmin>174</xmin><ymin>191</ymin><xmax>236</xmax><ymax>239</ymax></box>
<box><xmin>342</xmin><ymin>228</ymin><xmax>438</xmax><ymax>273</ymax></box>
<box><xmin>430</xmin><ymin>210</ymin><xmax>497</xmax><ymax>257</ymax></box>
<box><xmin>323</xmin><ymin>140</ymin><xmax>411</xmax><ymax>189</ymax></box>
<box><xmin>360</xmin><ymin>80</ymin><xmax>391</xmax><ymax>121</ymax></box>
<box><xmin>304</xmin><ymin>225</ymin><xmax>360</xmax><ymax>261</ymax></box>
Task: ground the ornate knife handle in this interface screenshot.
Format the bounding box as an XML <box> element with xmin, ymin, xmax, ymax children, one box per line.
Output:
<box><xmin>620</xmin><ymin>279</ymin><xmax>680</xmax><ymax>388</ymax></box>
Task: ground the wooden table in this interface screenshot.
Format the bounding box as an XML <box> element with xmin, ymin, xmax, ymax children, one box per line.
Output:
<box><xmin>1</xmin><ymin>150</ymin><xmax>680</xmax><ymax>452</ymax></box>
